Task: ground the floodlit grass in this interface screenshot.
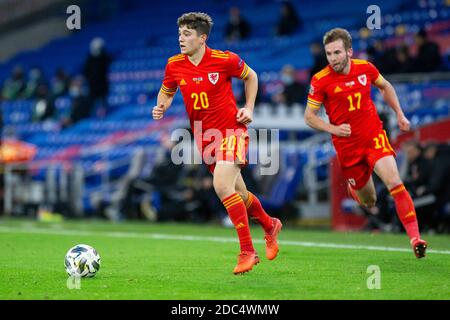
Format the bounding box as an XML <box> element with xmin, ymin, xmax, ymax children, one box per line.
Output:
<box><xmin>0</xmin><ymin>219</ymin><xmax>449</xmax><ymax>299</ymax></box>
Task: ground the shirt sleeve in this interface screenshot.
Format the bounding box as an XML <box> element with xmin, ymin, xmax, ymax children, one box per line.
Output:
<box><xmin>368</xmin><ymin>62</ymin><xmax>384</xmax><ymax>86</ymax></box>
<box><xmin>227</xmin><ymin>51</ymin><xmax>250</xmax><ymax>80</ymax></box>
<box><xmin>306</xmin><ymin>76</ymin><xmax>325</xmax><ymax>109</ymax></box>
<box><xmin>160</xmin><ymin>62</ymin><xmax>178</xmax><ymax>95</ymax></box>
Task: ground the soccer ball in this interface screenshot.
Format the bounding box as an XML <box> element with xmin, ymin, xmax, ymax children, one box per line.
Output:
<box><xmin>65</xmin><ymin>244</ymin><xmax>101</xmax><ymax>278</ymax></box>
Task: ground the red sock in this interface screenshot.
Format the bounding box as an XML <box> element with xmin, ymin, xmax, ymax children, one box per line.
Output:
<box><xmin>390</xmin><ymin>184</ymin><xmax>420</xmax><ymax>240</ymax></box>
<box><xmin>245</xmin><ymin>192</ymin><xmax>273</xmax><ymax>233</ymax></box>
<box><xmin>222</xmin><ymin>193</ymin><xmax>255</xmax><ymax>253</ymax></box>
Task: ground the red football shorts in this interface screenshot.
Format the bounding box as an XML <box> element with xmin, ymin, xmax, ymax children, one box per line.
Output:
<box><xmin>337</xmin><ymin>129</ymin><xmax>396</xmax><ymax>190</ymax></box>
<box><xmin>196</xmin><ymin>129</ymin><xmax>249</xmax><ymax>174</ymax></box>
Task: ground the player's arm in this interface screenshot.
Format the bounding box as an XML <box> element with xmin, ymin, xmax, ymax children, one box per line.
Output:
<box><xmin>153</xmin><ymin>61</ymin><xmax>177</xmax><ymax>120</ymax></box>
<box><xmin>305</xmin><ymin>78</ymin><xmax>350</xmax><ymax>137</ymax></box>
<box><xmin>373</xmin><ymin>75</ymin><xmax>410</xmax><ymax>132</ymax></box>
<box><xmin>152</xmin><ymin>90</ymin><xmax>174</xmax><ymax>120</ymax></box>
<box><xmin>237</xmin><ymin>67</ymin><xmax>258</xmax><ymax>125</ymax></box>
<box><xmin>304</xmin><ymin>105</ymin><xmax>351</xmax><ymax>137</ymax></box>
<box><xmin>227</xmin><ymin>52</ymin><xmax>257</xmax><ymax>125</ymax></box>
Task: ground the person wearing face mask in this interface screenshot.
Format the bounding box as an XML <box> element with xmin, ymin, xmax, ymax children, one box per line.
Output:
<box><xmin>63</xmin><ymin>76</ymin><xmax>92</xmax><ymax>127</ymax></box>
<box><xmin>24</xmin><ymin>67</ymin><xmax>46</xmax><ymax>99</ymax></box>
<box><xmin>2</xmin><ymin>66</ymin><xmax>26</xmax><ymax>100</ymax></box>
<box><xmin>83</xmin><ymin>37</ymin><xmax>112</xmax><ymax>118</ymax></box>
<box><xmin>272</xmin><ymin>64</ymin><xmax>308</xmax><ymax>107</ymax></box>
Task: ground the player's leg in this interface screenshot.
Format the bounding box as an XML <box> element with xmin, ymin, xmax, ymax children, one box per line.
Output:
<box><xmin>373</xmin><ymin>155</ymin><xmax>427</xmax><ymax>258</ymax></box>
<box><xmin>235</xmin><ymin>173</ymin><xmax>273</xmax><ymax>231</ymax></box>
<box><xmin>235</xmin><ymin>173</ymin><xmax>282</xmax><ymax>260</ymax></box>
<box><xmin>348</xmin><ymin>176</ymin><xmax>377</xmax><ymax>208</ymax></box>
<box><xmin>343</xmin><ymin>160</ymin><xmax>377</xmax><ymax>208</ymax></box>
<box><xmin>213</xmin><ymin>162</ymin><xmax>259</xmax><ymax>273</ymax></box>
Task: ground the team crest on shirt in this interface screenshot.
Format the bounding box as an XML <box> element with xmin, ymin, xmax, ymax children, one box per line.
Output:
<box><xmin>208</xmin><ymin>72</ymin><xmax>219</xmax><ymax>85</ymax></box>
<box><xmin>358</xmin><ymin>74</ymin><xmax>367</xmax><ymax>86</ymax></box>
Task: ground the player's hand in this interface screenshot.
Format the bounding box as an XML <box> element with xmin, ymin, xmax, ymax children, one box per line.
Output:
<box><xmin>333</xmin><ymin>123</ymin><xmax>351</xmax><ymax>137</ymax></box>
<box><xmin>397</xmin><ymin>114</ymin><xmax>410</xmax><ymax>132</ymax></box>
<box><xmin>237</xmin><ymin>107</ymin><xmax>253</xmax><ymax>125</ymax></box>
<box><xmin>152</xmin><ymin>103</ymin><xmax>165</xmax><ymax>120</ymax></box>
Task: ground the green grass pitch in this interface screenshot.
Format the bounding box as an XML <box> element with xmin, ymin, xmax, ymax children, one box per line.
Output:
<box><xmin>0</xmin><ymin>218</ymin><xmax>449</xmax><ymax>300</ymax></box>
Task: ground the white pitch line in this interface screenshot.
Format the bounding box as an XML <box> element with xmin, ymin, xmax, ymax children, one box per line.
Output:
<box><xmin>0</xmin><ymin>225</ymin><xmax>449</xmax><ymax>255</ymax></box>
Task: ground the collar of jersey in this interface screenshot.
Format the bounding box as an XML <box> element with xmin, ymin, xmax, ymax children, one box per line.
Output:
<box><xmin>186</xmin><ymin>46</ymin><xmax>211</xmax><ymax>67</ymax></box>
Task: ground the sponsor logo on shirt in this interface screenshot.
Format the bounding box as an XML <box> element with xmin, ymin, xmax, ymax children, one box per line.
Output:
<box><xmin>334</xmin><ymin>86</ymin><xmax>343</xmax><ymax>93</ymax></box>
<box><xmin>345</xmin><ymin>81</ymin><xmax>355</xmax><ymax>87</ymax></box>
<box><xmin>193</xmin><ymin>77</ymin><xmax>203</xmax><ymax>84</ymax></box>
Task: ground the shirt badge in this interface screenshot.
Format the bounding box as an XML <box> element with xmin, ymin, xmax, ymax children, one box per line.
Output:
<box><xmin>358</xmin><ymin>74</ymin><xmax>367</xmax><ymax>86</ymax></box>
<box><xmin>208</xmin><ymin>72</ymin><xmax>219</xmax><ymax>85</ymax></box>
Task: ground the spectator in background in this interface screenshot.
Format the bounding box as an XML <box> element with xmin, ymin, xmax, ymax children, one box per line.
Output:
<box><xmin>415</xmin><ymin>143</ymin><xmax>450</xmax><ymax>231</ymax></box>
<box><xmin>23</xmin><ymin>67</ymin><xmax>45</xmax><ymax>99</ymax></box>
<box><xmin>393</xmin><ymin>44</ymin><xmax>414</xmax><ymax>74</ymax></box>
<box><xmin>372</xmin><ymin>141</ymin><xmax>430</xmax><ymax>232</ymax></box>
<box><xmin>413</xmin><ymin>29</ymin><xmax>442</xmax><ymax>72</ymax></box>
<box><xmin>367</xmin><ymin>40</ymin><xmax>386</xmax><ymax>72</ymax></box>
<box><xmin>272</xmin><ymin>64</ymin><xmax>307</xmax><ymax>107</ymax></box>
<box><xmin>83</xmin><ymin>37</ymin><xmax>112</xmax><ymax>117</ymax></box>
<box><xmin>111</xmin><ymin>133</ymin><xmax>186</xmax><ymax>221</ymax></box>
<box><xmin>63</xmin><ymin>76</ymin><xmax>92</xmax><ymax>127</ymax></box>
<box><xmin>51</xmin><ymin>68</ymin><xmax>71</xmax><ymax>98</ymax></box>
<box><xmin>2</xmin><ymin>66</ymin><xmax>26</xmax><ymax>100</ymax></box>
<box><xmin>275</xmin><ymin>1</ymin><xmax>302</xmax><ymax>36</ymax></box>
<box><xmin>309</xmin><ymin>41</ymin><xmax>328</xmax><ymax>78</ymax></box>
<box><xmin>402</xmin><ymin>141</ymin><xmax>430</xmax><ymax>197</ymax></box>
<box><xmin>32</xmin><ymin>84</ymin><xmax>55</xmax><ymax>122</ymax></box>
<box><xmin>183</xmin><ymin>164</ymin><xmax>231</xmax><ymax>225</ymax></box>
<box><xmin>366</xmin><ymin>40</ymin><xmax>397</xmax><ymax>74</ymax></box>
<box><xmin>224</xmin><ymin>7</ymin><xmax>251</xmax><ymax>42</ymax></box>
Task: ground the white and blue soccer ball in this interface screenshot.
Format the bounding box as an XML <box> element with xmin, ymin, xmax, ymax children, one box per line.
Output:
<box><xmin>65</xmin><ymin>244</ymin><xmax>101</xmax><ymax>278</ymax></box>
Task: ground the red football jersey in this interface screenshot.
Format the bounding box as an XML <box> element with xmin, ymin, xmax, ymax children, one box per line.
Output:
<box><xmin>307</xmin><ymin>59</ymin><xmax>385</xmax><ymax>159</ymax></box>
<box><xmin>160</xmin><ymin>46</ymin><xmax>249</xmax><ymax>136</ymax></box>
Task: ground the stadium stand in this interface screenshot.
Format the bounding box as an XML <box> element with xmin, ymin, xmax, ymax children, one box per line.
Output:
<box><xmin>1</xmin><ymin>0</ymin><xmax>449</xmax><ymax>232</ymax></box>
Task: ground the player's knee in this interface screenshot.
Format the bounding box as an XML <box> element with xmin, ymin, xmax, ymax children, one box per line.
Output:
<box><xmin>384</xmin><ymin>178</ymin><xmax>403</xmax><ymax>191</ymax></box>
<box><xmin>213</xmin><ymin>181</ymin><xmax>234</xmax><ymax>200</ymax></box>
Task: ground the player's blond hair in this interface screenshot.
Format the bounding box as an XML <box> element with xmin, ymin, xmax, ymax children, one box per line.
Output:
<box><xmin>177</xmin><ymin>12</ymin><xmax>213</xmax><ymax>38</ymax></box>
<box><xmin>323</xmin><ymin>28</ymin><xmax>352</xmax><ymax>50</ymax></box>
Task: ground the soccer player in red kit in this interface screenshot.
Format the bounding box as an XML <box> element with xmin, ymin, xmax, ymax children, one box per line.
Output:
<box><xmin>152</xmin><ymin>12</ymin><xmax>282</xmax><ymax>274</ymax></box>
<box><xmin>305</xmin><ymin>28</ymin><xmax>427</xmax><ymax>258</ymax></box>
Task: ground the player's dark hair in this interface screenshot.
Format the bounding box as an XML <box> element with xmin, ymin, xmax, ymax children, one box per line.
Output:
<box><xmin>177</xmin><ymin>12</ymin><xmax>213</xmax><ymax>38</ymax></box>
<box><xmin>323</xmin><ymin>28</ymin><xmax>352</xmax><ymax>50</ymax></box>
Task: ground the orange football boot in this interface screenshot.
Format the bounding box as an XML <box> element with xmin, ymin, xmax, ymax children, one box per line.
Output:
<box><xmin>233</xmin><ymin>251</ymin><xmax>260</xmax><ymax>274</ymax></box>
<box><xmin>264</xmin><ymin>218</ymin><xmax>282</xmax><ymax>260</ymax></box>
